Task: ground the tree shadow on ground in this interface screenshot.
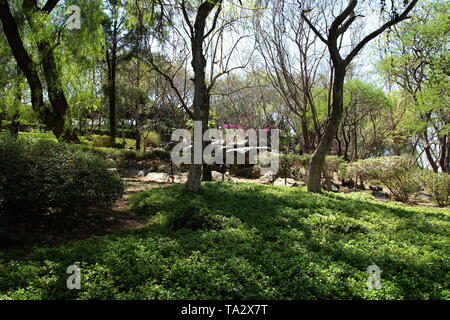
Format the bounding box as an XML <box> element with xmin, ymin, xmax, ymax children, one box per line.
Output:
<box><xmin>1</xmin><ymin>182</ymin><xmax>448</xmax><ymax>299</ymax></box>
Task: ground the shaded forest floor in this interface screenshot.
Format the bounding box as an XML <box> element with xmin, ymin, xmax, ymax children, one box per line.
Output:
<box><xmin>1</xmin><ymin>182</ymin><xmax>448</xmax><ymax>300</ymax></box>
<box><xmin>2</xmin><ymin>162</ymin><xmax>447</xmax><ymax>251</ymax></box>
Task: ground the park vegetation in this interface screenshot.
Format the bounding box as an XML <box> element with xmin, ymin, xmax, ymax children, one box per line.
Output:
<box><xmin>0</xmin><ymin>0</ymin><xmax>448</xmax><ymax>300</ymax></box>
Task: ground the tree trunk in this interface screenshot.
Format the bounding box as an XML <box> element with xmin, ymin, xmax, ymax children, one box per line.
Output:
<box><xmin>108</xmin><ymin>50</ymin><xmax>117</xmax><ymax>146</ymax></box>
<box><xmin>0</xmin><ymin>0</ymin><xmax>44</xmax><ymax>125</ymax></box>
<box><xmin>422</xmin><ymin>130</ymin><xmax>439</xmax><ymax>172</ymax></box>
<box><xmin>0</xmin><ymin>0</ymin><xmax>77</xmax><ymax>142</ymax></box>
<box><xmin>135</xmin><ymin>120</ymin><xmax>141</xmax><ymax>151</ymax></box>
<box><xmin>307</xmin><ymin>69</ymin><xmax>345</xmax><ymax>193</ymax></box>
<box><xmin>37</xmin><ymin>41</ymin><xmax>71</xmax><ymax>140</ymax></box>
<box><xmin>300</xmin><ymin>113</ymin><xmax>311</xmax><ymax>153</ymax></box>
<box><xmin>185</xmin><ymin>2</ymin><xmax>217</xmax><ymax>192</ymax></box>
<box><xmin>202</xmin><ymin>163</ymin><xmax>212</xmax><ymax>181</ymax></box>
<box><xmin>24</xmin><ymin>1</ymin><xmax>77</xmax><ymax>142</ymax></box>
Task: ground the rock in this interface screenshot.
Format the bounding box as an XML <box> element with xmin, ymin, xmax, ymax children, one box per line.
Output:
<box><xmin>331</xmin><ymin>183</ymin><xmax>340</xmax><ymax>193</ymax></box>
<box><xmin>232</xmin><ymin>166</ymin><xmax>261</xmax><ymax>179</ymax></box>
<box><xmin>145</xmin><ymin>172</ymin><xmax>170</xmax><ymax>183</ymax></box>
<box><xmin>273</xmin><ymin>178</ymin><xmax>299</xmax><ymax>187</ymax></box>
<box><xmin>108</xmin><ymin>168</ymin><xmax>118</xmax><ymax>173</ymax></box>
<box><xmin>137</xmin><ymin>170</ymin><xmax>145</xmax><ymax>177</ymax></box>
<box><xmin>321</xmin><ymin>182</ymin><xmax>340</xmax><ymax>192</ymax></box>
<box><xmin>211</xmin><ymin>171</ymin><xmax>231</xmax><ymax>182</ymax></box>
<box><xmin>260</xmin><ymin>171</ymin><xmax>276</xmax><ymax>184</ymax></box>
<box><xmin>341</xmin><ymin>179</ymin><xmax>355</xmax><ymax>188</ymax></box>
<box><xmin>173</xmin><ymin>172</ymin><xmax>188</xmax><ymax>183</ymax></box>
<box><xmin>355</xmin><ymin>184</ymin><xmax>366</xmax><ymax>191</ymax></box>
<box><xmin>157</xmin><ymin>164</ymin><xmax>170</xmax><ymax>173</ymax></box>
<box><xmin>369</xmin><ymin>185</ymin><xmax>383</xmax><ymax>192</ymax></box>
<box><xmin>372</xmin><ymin>191</ymin><xmax>390</xmax><ymax>199</ymax></box>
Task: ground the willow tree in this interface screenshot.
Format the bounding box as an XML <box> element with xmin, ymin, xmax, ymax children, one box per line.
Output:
<box><xmin>300</xmin><ymin>0</ymin><xmax>419</xmax><ymax>193</ymax></box>
<box><xmin>0</xmin><ymin>0</ymin><xmax>105</xmax><ymax>141</ymax></box>
<box><xmin>0</xmin><ymin>0</ymin><xmax>75</xmax><ymax>140</ymax></box>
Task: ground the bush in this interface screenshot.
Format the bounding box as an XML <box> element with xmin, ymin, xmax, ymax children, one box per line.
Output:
<box><xmin>279</xmin><ymin>154</ymin><xmax>344</xmax><ymax>184</ymax></box>
<box><xmin>279</xmin><ymin>154</ymin><xmax>310</xmax><ymax>182</ymax></box>
<box><xmin>91</xmin><ymin>135</ymin><xmax>112</xmax><ymax>147</ymax></box>
<box><xmin>0</xmin><ymin>136</ymin><xmax>124</xmax><ymax>218</ymax></box>
<box><xmin>142</xmin><ymin>149</ymin><xmax>171</xmax><ymax>161</ymax></box>
<box><xmin>1</xmin><ymin>182</ymin><xmax>449</xmax><ymax>299</ymax></box>
<box><xmin>421</xmin><ymin>171</ymin><xmax>450</xmax><ymax>207</ymax></box>
<box><xmin>142</xmin><ymin>131</ymin><xmax>161</xmax><ymax>147</ymax></box>
<box><xmin>167</xmin><ymin>200</ymin><xmax>223</xmax><ymax>231</ymax></box>
<box><xmin>344</xmin><ymin>156</ymin><xmax>421</xmax><ymax>203</ymax></box>
<box><xmin>323</xmin><ymin>155</ymin><xmax>345</xmax><ymax>184</ymax></box>
<box><xmin>129</xmin><ymin>188</ymin><xmax>223</xmax><ymax>231</ymax></box>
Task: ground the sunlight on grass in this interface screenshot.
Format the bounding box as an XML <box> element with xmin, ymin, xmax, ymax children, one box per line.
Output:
<box><xmin>1</xmin><ymin>183</ymin><xmax>449</xmax><ymax>300</ymax></box>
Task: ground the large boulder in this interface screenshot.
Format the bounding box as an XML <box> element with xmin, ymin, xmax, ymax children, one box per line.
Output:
<box><xmin>322</xmin><ymin>182</ymin><xmax>340</xmax><ymax>193</ymax></box>
<box><xmin>330</xmin><ymin>183</ymin><xmax>340</xmax><ymax>193</ymax></box>
<box><xmin>145</xmin><ymin>172</ymin><xmax>170</xmax><ymax>183</ymax></box>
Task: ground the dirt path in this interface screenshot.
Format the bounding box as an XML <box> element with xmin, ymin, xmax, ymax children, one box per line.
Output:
<box><xmin>106</xmin><ymin>177</ymin><xmax>173</xmax><ymax>231</ymax></box>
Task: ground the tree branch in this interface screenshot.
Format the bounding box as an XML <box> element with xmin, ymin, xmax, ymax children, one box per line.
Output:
<box><xmin>300</xmin><ymin>12</ymin><xmax>328</xmax><ymax>45</ymax></box>
<box><xmin>42</xmin><ymin>0</ymin><xmax>60</xmax><ymax>13</ymax></box>
<box><xmin>344</xmin><ymin>0</ymin><xmax>419</xmax><ymax>65</ymax></box>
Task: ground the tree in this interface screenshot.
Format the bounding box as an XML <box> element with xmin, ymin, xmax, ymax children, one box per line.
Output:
<box><xmin>337</xmin><ymin>79</ymin><xmax>391</xmax><ymax>161</ymax></box>
<box><xmin>255</xmin><ymin>0</ymin><xmax>327</xmax><ymax>153</ymax></box>
<box><xmin>139</xmin><ymin>0</ymin><xmax>251</xmax><ymax>192</ymax></box>
<box><xmin>103</xmin><ymin>0</ymin><xmax>132</xmax><ymax>145</ymax></box>
<box><xmin>301</xmin><ymin>0</ymin><xmax>419</xmax><ymax>192</ymax></box>
<box><xmin>377</xmin><ymin>0</ymin><xmax>449</xmax><ymax>173</ymax></box>
<box><xmin>0</xmin><ymin>0</ymin><xmax>82</xmax><ymax>141</ymax></box>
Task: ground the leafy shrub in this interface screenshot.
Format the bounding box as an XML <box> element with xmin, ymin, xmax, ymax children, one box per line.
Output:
<box><xmin>0</xmin><ymin>136</ymin><xmax>123</xmax><ymax>218</ymax></box>
<box><xmin>111</xmin><ymin>142</ymin><xmax>125</xmax><ymax>149</ymax></box>
<box><xmin>421</xmin><ymin>171</ymin><xmax>450</xmax><ymax>207</ymax></box>
<box><xmin>344</xmin><ymin>156</ymin><xmax>421</xmax><ymax>202</ymax></box>
<box><xmin>71</xmin><ymin>144</ymin><xmax>171</xmax><ymax>166</ymax></box>
<box><xmin>142</xmin><ymin>149</ymin><xmax>171</xmax><ymax>161</ymax></box>
<box><xmin>323</xmin><ymin>155</ymin><xmax>345</xmax><ymax>185</ymax></box>
<box><xmin>279</xmin><ymin>154</ymin><xmax>311</xmax><ymax>181</ymax></box>
<box><xmin>142</xmin><ymin>131</ymin><xmax>161</xmax><ymax>147</ymax></box>
<box><xmin>129</xmin><ymin>188</ymin><xmax>222</xmax><ymax>231</ymax></box>
<box><xmin>91</xmin><ymin>135</ymin><xmax>112</xmax><ymax>147</ymax></box>
<box><xmin>279</xmin><ymin>154</ymin><xmax>343</xmax><ymax>183</ymax></box>
<box><xmin>167</xmin><ymin>200</ymin><xmax>223</xmax><ymax>231</ymax></box>
<box><xmin>1</xmin><ymin>182</ymin><xmax>449</xmax><ymax>300</ymax></box>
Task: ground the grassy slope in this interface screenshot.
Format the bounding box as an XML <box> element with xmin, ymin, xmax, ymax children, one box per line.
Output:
<box><xmin>0</xmin><ymin>183</ymin><xmax>449</xmax><ymax>300</ymax></box>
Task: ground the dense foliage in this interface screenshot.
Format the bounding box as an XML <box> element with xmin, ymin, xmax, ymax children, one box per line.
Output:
<box><xmin>0</xmin><ymin>136</ymin><xmax>124</xmax><ymax>218</ymax></box>
<box><xmin>1</xmin><ymin>183</ymin><xmax>448</xmax><ymax>299</ymax></box>
<box><xmin>421</xmin><ymin>171</ymin><xmax>450</xmax><ymax>207</ymax></box>
<box><xmin>280</xmin><ymin>155</ymin><xmax>344</xmax><ymax>184</ymax></box>
<box><xmin>342</xmin><ymin>156</ymin><xmax>422</xmax><ymax>202</ymax></box>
